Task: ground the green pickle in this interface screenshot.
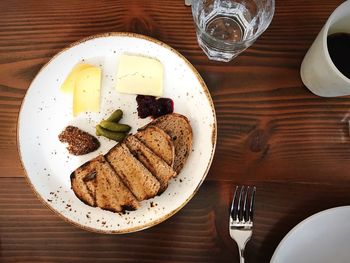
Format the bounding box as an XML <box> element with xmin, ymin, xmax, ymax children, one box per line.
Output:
<box><xmin>99</xmin><ymin>120</ymin><xmax>131</xmax><ymax>132</ymax></box>
<box><xmin>96</xmin><ymin>125</ymin><xmax>102</xmax><ymax>136</ymax></box>
<box><xmin>96</xmin><ymin>125</ymin><xmax>126</xmax><ymax>141</ymax></box>
<box><xmin>106</xmin><ymin>109</ymin><xmax>123</xmax><ymax>122</ymax></box>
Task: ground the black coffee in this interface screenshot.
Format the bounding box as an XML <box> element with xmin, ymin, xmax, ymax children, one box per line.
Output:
<box><xmin>327</xmin><ymin>33</ymin><xmax>350</xmax><ymax>79</ymax></box>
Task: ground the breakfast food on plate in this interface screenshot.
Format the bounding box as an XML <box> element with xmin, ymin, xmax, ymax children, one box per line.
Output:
<box><xmin>59</xmin><ymin>126</ymin><xmax>100</xmax><ymax>155</ymax></box>
<box><xmin>59</xmin><ymin>63</ymin><xmax>102</xmax><ymax>116</ymax></box>
<box><xmin>142</xmin><ymin>113</ymin><xmax>192</xmax><ymax>173</ymax></box>
<box><xmin>125</xmin><ymin>135</ymin><xmax>176</xmax><ymax>193</ymax></box>
<box><xmin>99</xmin><ymin>121</ymin><xmax>131</xmax><ymax>132</ymax></box>
<box><xmin>73</xmin><ymin>66</ymin><xmax>102</xmax><ymax>116</ymax></box>
<box><xmin>106</xmin><ymin>109</ymin><xmax>123</xmax><ymax>122</ymax></box>
<box><xmin>60</xmin><ymin>63</ymin><xmax>93</xmax><ymax>94</ymax></box>
<box><xmin>95</xmin><ymin>109</ymin><xmax>132</xmax><ymax>142</ymax></box>
<box><xmin>116</xmin><ymin>54</ymin><xmax>163</xmax><ymax>97</ymax></box>
<box><xmin>96</xmin><ymin>125</ymin><xmax>126</xmax><ymax>142</ymax></box>
<box><xmin>135</xmin><ymin>125</ymin><xmax>175</xmax><ymax>167</ymax></box>
<box><xmin>70</xmin><ymin>155</ymin><xmax>139</xmax><ymax>212</ymax></box>
<box><xmin>106</xmin><ymin>144</ymin><xmax>160</xmax><ymax>201</ymax></box>
<box><xmin>136</xmin><ymin>95</ymin><xmax>174</xmax><ymax>118</ymax></box>
<box><xmin>115</xmin><ymin>54</ymin><xmax>172</xmax><ymax>119</ymax></box>
<box><xmin>70</xmin><ymin>113</ymin><xmax>192</xmax><ymax>213</ymax></box>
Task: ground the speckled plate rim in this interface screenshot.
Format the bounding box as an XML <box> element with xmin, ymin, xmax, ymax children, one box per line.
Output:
<box><xmin>17</xmin><ymin>32</ymin><xmax>217</xmax><ymax>234</ymax></box>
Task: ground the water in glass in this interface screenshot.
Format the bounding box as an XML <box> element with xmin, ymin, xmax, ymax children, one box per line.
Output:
<box><xmin>192</xmin><ymin>0</ymin><xmax>275</xmax><ymax>62</ymax></box>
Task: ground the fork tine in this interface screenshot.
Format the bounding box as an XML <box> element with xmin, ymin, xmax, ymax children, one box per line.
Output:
<box><xmin>230</xmin><ymin>186</ymin><xmax>239</xmax><ymax>220</ymax></box>
<box><xmin>237</xmin><ymin>186</ymin><xmax>244</xmax><ymax>221</ymax></box>
<box><xmin>249</xmin><ymin>186</ymin><xmax>256</xmax><ymax>222</ymax></box>
<box><xmin>229</xmin><ymin>186</ymin><xmax>255</xmax><ymax>263</ymax></box>
<box><xmin>243</xmin><ymin>186</ymin><xmax>250</xmax><ymax>221</ymax></box>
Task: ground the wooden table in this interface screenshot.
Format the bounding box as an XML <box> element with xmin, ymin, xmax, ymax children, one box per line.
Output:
<box><xmin>1</xmin><ymin>0</ymin><xmax>349</xmax><ymax>262</ymax></box>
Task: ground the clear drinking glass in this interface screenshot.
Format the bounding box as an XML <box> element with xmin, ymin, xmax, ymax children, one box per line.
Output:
<box><xmin>192</xmin><ymin>0</ymin><xmax>275</xmax><ymax>62</ymax></box>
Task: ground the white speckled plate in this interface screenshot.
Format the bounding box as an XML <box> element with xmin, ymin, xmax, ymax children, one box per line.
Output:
<box><xmin>18</xmin><ymin>33</ymin><xmax>216</xmax><ymax>233</ymax></box>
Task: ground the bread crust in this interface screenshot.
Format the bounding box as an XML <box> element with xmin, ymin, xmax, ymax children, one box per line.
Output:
<box><xmin>142</xmin><ymin>113</ymin><xmax>193</xmax><ymax>173</ymax></box>
<box><xmin>125</xmin><ymin>135</ymin><xmax>176</xmax><ymax>193</ymax></box>
<box><xmin>136</xmin><ymin>125</ymin><xmax>175</xmax><ymax>167</ymax></box>
<box><xmin>106</xmin><ymin>143</ymin><xmax>160</xmax><ymax>201</ymax></box>
<box><xmin>71</xmin><ymin>155</ymin><xmax>139</xmax><ymax>212</ymax></box>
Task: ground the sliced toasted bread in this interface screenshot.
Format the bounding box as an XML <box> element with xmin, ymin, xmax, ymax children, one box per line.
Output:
<box><xmin>71</xmin><ymin>157</ymin><xmax>99</xmax><ymax>207</ymax></box>
<box><xmin>94</xmin><ymin>156</ymin><xmax>139</xmax><ymax>212</ymax></box>
<box><xmin>106</xmin><ymin>143</ymin><xmax>160</xmax><ymax>201</ymax></box>
<box><xmin>143</xmin><ymin>113</ymin><xmax>192</xmax><ymax>173</ymax></box>
<box><xmin>71</xmin><ymin>155</ymin><xmax>139</xmax><ymax>212</ymax></box>
<box><xmin>125</xmin><ymin>135</ymin><xmax>176</xmax><ymax>193</ymax></box>
<box><xmin>135</xmin><ymin>125</ymin><xmax>175</xmax><ymax>167</ymax></box>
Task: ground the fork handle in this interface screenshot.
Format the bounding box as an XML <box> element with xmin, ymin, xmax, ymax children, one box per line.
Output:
<box><xmin>238</xmin><ymin>248</ymin><xmax>245</xmax><ymax>263</ymax></box>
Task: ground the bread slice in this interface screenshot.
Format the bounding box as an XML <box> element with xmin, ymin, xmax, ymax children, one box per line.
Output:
<box><xmin>135</xmin><ymin>125</ymin><xmax>175</xmax><ymax>167</ymax></box>
<box><xmin>125</xmin><ymin>135</ymin><xmax>176</xmax><ymax>193</ymax></box>
<box><xmin>94</xmin><ymin>156</ymin><xmax>139</xmax><ymax>212</ymax></box>
<box><xmin>71</xmin><ymin>155</ymin><xmax>139</xmax><ymax>212</ymax></box>
<box><xmin>71</xmin><ymin>157</ymin><xmax>98</xmax><ymax>207</ymax></box>
<box><xmin>106</xmin><ymin>143</ymin><xmax>160</xmax><ymax>201</ymax></box>
<box><xmin>143</xmin><ymin>113</ymin><xmax>192</xmax><ymax>173</ymax></box>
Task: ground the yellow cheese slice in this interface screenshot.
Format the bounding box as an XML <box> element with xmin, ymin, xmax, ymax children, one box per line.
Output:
<box><xmin>60</xmin><ymin>63</ymin><xmax>93</xmax><ymax>94</ymax></box>
<box><xmin>116</xmin><ymin>54</ymin><xmax>163</xmax><ymax>97</ymax></box>
<box><xmin>73</xmin><ymin>67</ymin><xmax>101</xmax><ymax>116</ymax></box>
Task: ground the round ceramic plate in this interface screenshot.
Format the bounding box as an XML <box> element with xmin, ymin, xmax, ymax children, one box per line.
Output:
<box><xmin>18</xmin><ymin>32</ymin><xmax>216</xmax><ymax>233</ymax></box>
<box><xmin>271</xmin><ymin>206</ymin><xmax>350</xmax><ymax>263</ymax></box>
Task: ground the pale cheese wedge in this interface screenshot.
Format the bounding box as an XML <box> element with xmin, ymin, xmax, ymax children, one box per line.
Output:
<box><xmin>73</xmin><ymin>67</ymin><xmax>101</xmax><ymax>116</ymax></box>
<box><xmin>60</xmin><ymin>63</ymin><xmax>93</xmax><ymax>94</ymax></box>
<box><xmin>116</xmin><ymin>54</ymin><xmax>163</xmax><ymax>97</ymax></box>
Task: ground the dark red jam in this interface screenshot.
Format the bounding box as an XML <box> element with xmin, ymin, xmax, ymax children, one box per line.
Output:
<box><xmin>136</xmin><ymin>95</ymin><xmax>174</xmax><ymax>119</ymax></box>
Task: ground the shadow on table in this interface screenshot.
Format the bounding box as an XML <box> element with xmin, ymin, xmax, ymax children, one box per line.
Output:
<box><xmin>257</xmin><ymin>184</ymin><xmax>350</xmax><ymax>263</ymax></box>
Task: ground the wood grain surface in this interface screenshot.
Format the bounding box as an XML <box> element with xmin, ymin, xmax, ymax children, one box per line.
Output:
<box><xmin>0</xmin><ymin>0</ymin><xmax>349</xmax><ymax>262</ymax></box>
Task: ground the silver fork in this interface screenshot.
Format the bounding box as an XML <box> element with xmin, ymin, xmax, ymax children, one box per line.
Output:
<box><xmin>229</xmin><ymin>186</ymin><xmax>256</xmax><ymax>263</ymax></box>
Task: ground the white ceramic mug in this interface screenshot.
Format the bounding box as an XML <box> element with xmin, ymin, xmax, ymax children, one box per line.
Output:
<box><xmin>300</xmin><ymin>1</ymin><xmax>350</xmax><ymax>97</ymax></box>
